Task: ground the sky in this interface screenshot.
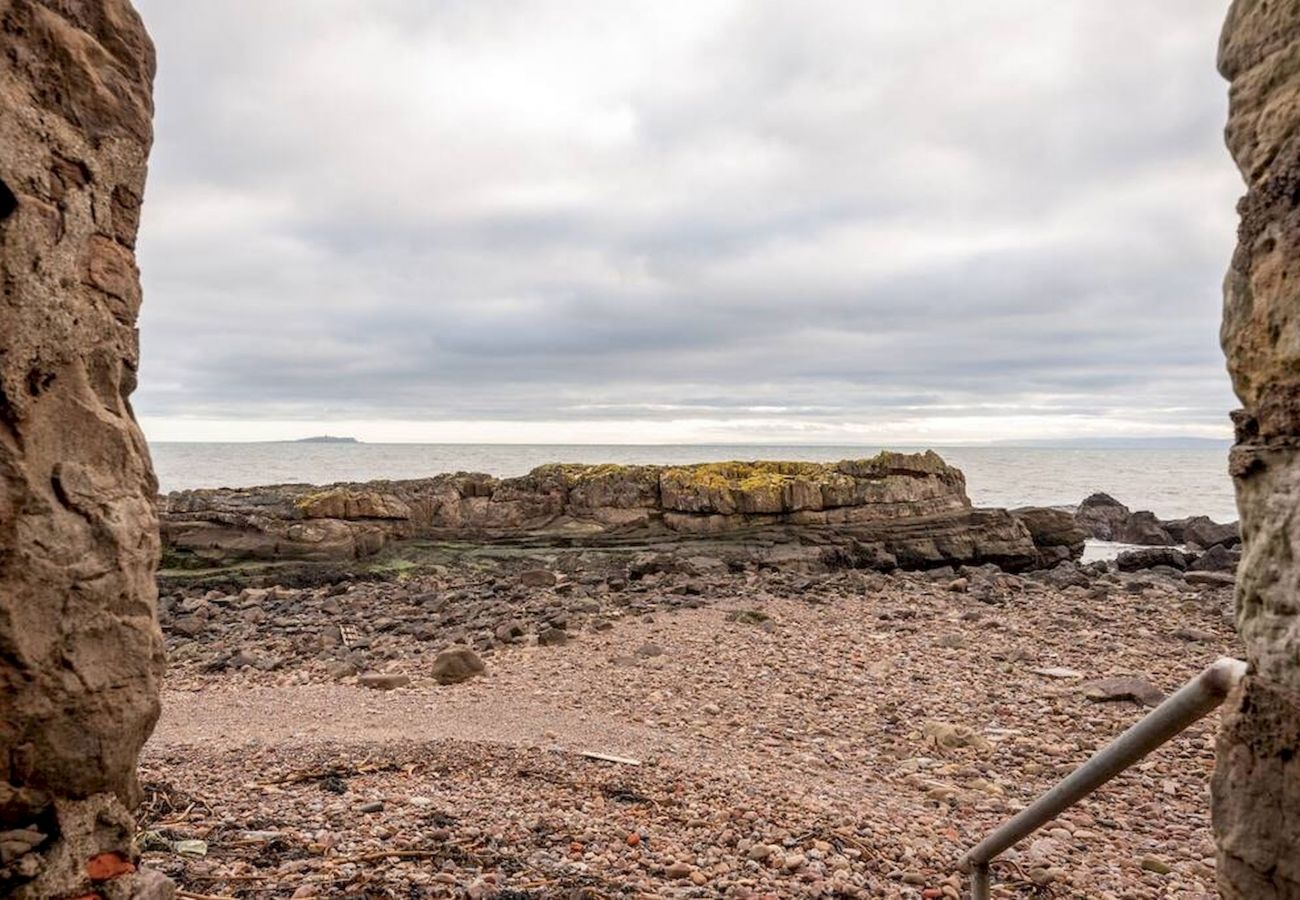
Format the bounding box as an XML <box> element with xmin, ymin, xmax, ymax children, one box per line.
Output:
<box><xmin>131</xmin><ymin>1</ymin><xmax>1242</xmax><ymax>445</ymax></box>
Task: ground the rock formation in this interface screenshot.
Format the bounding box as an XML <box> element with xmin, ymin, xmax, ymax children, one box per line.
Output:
<box><xmin>1215</xmin><ymin>3</ymin><xmax>1300</xmax><ymax>896</ymax></box>
<box><xmin>0</xmin><ymin>1</ymin><xmax>166</xmax><ymax>897</ymax></box>
<box><xmin>1074</xmin><ymin>492</ymin><xmax>1240</xmax><ymax>550</ymax></box>
<box><xmin>159</xmin><ymin>452</ymin><xmax>1086</xmax><ymax>573</ymax></box>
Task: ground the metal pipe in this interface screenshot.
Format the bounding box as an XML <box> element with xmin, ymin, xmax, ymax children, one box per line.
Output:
<box><xmin>959</xmin><ymin>657</ymin><xmax>1246</xmax><ymax>886</ymax></box>
<box><xmin>972</xmin><ymin>862</ymin><xmax>990</xmax><ymax>900</ymax></box>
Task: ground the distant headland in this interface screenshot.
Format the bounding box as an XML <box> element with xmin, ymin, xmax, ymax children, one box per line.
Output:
<box><xmin>290</xmin><ymin>435</ymin><xmax>360</xmax><ymax>444</ymax></box>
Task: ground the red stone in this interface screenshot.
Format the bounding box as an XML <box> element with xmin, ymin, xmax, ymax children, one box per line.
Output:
<box><xmin>86</xmin><ymin>851</ymin><xmax>135</xmax><ymax>881</ymax></box>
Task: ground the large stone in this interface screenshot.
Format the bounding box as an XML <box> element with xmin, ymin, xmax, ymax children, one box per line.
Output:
<box><xmin>1010</xmin><ymin>507</ymin><xmax>1087</xmax><ymax>567</ymax></box>
<box><xmin>431</xmin><ymin>647</ymin><xmax>485</xmax><ymax>685</ymax></box>
<box><xmin>1075</xmin><ymin>492</ymin><xmax>1131</xmax><ymax>541</ymax></box>
<box><xmin>1115</xmin><ymin>510</ymin><xmax>1173</xmax><ymax>547</ymax></box>
<box><xmin>1214</xmin><ymin>3</ymin><xmax>1300</xmax><ymax>895</ymax></box>
<box><xmin>1115</xmin><ymin>547</ymin><xmax>1191</xmax><ymax>572</ymax></box>
<box><xmin>0</xmin><ymin>2</ymin><xmax>166</xmax><ymax>896</ymax></box>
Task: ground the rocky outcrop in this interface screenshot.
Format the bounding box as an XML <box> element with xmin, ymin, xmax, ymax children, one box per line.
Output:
<box><xmin>160</xmin><ymin>453</ymin><xmax>1083</xmax><ymax>573</ymax></box>
<box><xmin>0</xmin><ymin>1</ymin><xmax>166</xmax><ymax>897</ymax></box>
<box><xmin>1074</xmin><ymin>492</ymin><xmax>1240</xmax><ymax>549</ymax></box>
<box><xmin>1215</xmin><ymin>3</ymin><xmax>1300</xmax><ymax>896</ymax></box>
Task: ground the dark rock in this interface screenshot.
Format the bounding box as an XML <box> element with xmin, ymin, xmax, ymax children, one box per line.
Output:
<box><xmin>1183</xmin><ymin>517</ymin><xmax>1241</xmax><ymax>550</ymax></box>
<box><xmin>1116</xmin><ymin>548</ymin><xmax>1190</xmax><ymax>572</ymax></box>
<box><xmin>1011</xmin><ymin>507</ymin><xmax>1088</xmax><ymax>565</ymax></box>
<box><xmin>537</xmin><ymin>627</ymin><xmax>569</xmax><ymax>647</ymax></box>
<box><xmin>1190</xmin><ymin>544</ymin><xmax>1238</xmax><ymax>574</ymax></box>
<box><xmin>1075</xmin><ymin>493</ymin><xmax>1131</xmax><ymax>540</ymax></box>
<box><xmin>1117</xmin><ymin>511</ymin><xmax>1173</xmax><ymax>546</ymax></box>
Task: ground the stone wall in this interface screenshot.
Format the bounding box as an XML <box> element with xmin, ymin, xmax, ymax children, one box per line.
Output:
<box><xmin>0</xmin><ymin>1</ymin><xmax>165</xmax><ymax>896</ymax></box>
<box><xmin>1215</xmin><ymin>2</ymin><xmax>1300</xmax><ymax>896</ymax></box>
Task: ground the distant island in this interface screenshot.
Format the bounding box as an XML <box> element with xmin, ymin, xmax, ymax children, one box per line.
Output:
<box><xmin>292</xmin><ymin>435</ymin><xmax>360</xmax><ymax>444</ymax></box>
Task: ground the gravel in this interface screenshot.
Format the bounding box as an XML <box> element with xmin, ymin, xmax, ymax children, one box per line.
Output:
<box><xmin>141</xmin><ymin>558</ymin><xmax>1238</xmax><ymax>897</ymax></box>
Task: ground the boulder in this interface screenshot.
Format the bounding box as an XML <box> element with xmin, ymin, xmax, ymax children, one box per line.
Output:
<box><xmin>1011</xmin><ymin>507</ymin><xmax>1087</xmax><ymax>566</ymax></box>
<box><xmin>431</xmin><ymin>647</ymin><xmax>485</xmax><ymax>685</ymax></box>
<box><xmin>1116</xmin><ymin>510</ymin><xmax>1174</xmax><ymax>546</ymax></box>
<box><xmin>1116</xmin><ymin>548</ymin><xmax>1191</xmax><ymax>572</ymax></box>
<box><xmin>1075</xmin><ymin>492</ymin><xmax>1131</xmax><ymax>540</ymax></box>
<box><xmin>1182</xmin><ymin>516</ymin><xmax>1241</xmax><ymax>550</ymax></box>
<box><xmin>1190</xmin><ymin>543</ymin><xmax>1239</xmax><ymax>574</ymax></box>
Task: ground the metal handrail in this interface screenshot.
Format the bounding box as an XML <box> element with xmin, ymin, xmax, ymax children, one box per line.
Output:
<box><xmin>958</xmin><ymin>656</ymin><xmax>1246</xmax><ymax>899</ymax></box>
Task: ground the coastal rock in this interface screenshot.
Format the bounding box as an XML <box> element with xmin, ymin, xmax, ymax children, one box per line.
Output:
<box><xmin>1116</xmin><ymin>548</ymin><xmax>1190</xmax><ymax>572</ymax></box>
<box><xmin>159</xmin><ymin>454</ymin><xmax>1084</xmax><ymax>573</ymax></box>
<box><xmin>1115</xmin><ymin>511</ymin><xmax>1173</xmax><ymax>546</ymax></box>
<box><xmin>1180</xmin><ymin>516</ymin><xmax>1241</xmax><ymax>550</ymax></box>
<box><xmin>1215</xmin><ymin>4</ymin><xmax>1300</xmax><ymax>894</ymax></box>
<box><xmin>0</xmin><ymin>2</ymin><xmax>168</xmax><ymax>897</ymax></box>
<box><xmin>1010</xmin><ymin>507</ymin><xmax>1087</xmax><ymax>567</ymax></box>
<box><xmin>1189</xmin><ymin>544</ymin><xmax>1239</xmax><ymax>574</ymax></box>
<box><xmin>1075</xmin><ymin>492</ymin><xmax>1131</xmax><ymax>541</ymax></box>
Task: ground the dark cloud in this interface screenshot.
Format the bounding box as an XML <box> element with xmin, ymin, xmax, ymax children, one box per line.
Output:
<box><xmin>131</xmin><ymin>0</ymin><xmax>1240</xmax><ymax>442</ymax></box>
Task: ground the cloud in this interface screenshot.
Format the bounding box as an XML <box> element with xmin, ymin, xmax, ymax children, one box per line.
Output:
<box><xmin>131</xmin><ymin>0</ymin><xmax>1241</xmax><ymax>442</ymax></box>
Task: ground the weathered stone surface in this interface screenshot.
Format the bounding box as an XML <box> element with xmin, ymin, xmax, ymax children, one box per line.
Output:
<box><xmin>1215</xmin><ymin>3</ymin><xmax>1300</xmax><ymax>895</ymax></box>
<box><xmin>1115</xmin><ymin>547</ymin><xmax>1191</xmax><ymax>572</ymax></box>
<box><xmin>1074</xmin><ymin>493</ymin><xmax>1238</xmax><ymax>547</ymax></box>
<box><xmin>1079</xmin><ymin>676</ymin><xmax>1165</xmax><ymax>708</ymax></box>
<box><xmin>431</xmin><ymin>647</ymin><xmax>486</xmax><ymax>685</ymax></box>
<box><xmin>1</xmin><ymin>3</ymin><xmax>165</xmax><ymax>896</ymax></box>
<box><xmin>1009</xmin><ymin>507</ymin><xmax>1087</xmax><ymax>568</ymax></box>
<box><xmin>159</xmin><ymin>453</ymin><xmax>1082</xmax><ymax>573</ymax></box>
<box><xmin>1075</xmin><ymin>492</ymin><xmax>1130</xmax><ymax>541</ymax></box>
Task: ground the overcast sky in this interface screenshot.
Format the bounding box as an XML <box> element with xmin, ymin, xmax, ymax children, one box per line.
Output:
<box><xmin>132</xmin><ymin>1</ymin><xmax>1241</xmax><ymax>444</ymax></box>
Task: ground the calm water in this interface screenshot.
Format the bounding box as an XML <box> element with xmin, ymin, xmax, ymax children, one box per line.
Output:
<box><xmin>150</xmin><ymin>443</ymin><xmax>1238</xmax><ymax>522</ymax></box>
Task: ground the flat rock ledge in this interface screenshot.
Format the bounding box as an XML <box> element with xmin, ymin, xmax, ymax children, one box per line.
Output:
<box><xmin>160</xmin><ymin>452</ymin><xmax>1084</xmax><ymax>574</ymax></box>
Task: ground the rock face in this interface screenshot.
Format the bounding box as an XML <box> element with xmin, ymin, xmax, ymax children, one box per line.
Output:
<box><xmin>1215</xmin><ymin>4</ymin><xmax>1300</xmax><ymax>896</ymax></box>
<box><xmin>0</xmin><ymin>1</ymin><xmax>164</xmax><ymax>896</ymax></box>
<box><xmin>160</xmin><ymin>452</ymin><xmax>1084</xmax><ymax>573</ymax></box>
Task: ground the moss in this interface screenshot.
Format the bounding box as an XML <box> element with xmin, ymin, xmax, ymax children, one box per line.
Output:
<box><xmin>158</xmin><ymin>545</ymin><xmax>208</xmax><ymax>571</ymax></box>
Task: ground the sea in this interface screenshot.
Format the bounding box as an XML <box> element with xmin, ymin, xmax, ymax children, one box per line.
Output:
<box><xmin>150</xmin><ymin>443</ymin><xmax>1239</xmax><ymax>524</ymax></box>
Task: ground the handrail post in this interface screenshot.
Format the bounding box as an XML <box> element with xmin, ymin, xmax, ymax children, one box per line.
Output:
<box><xmin>972</xmin><ymin>862</ymin><xmax>990</xmax><ymax>900</ymax></box>
<box><xmin>959</xmin><ymin>657</ymin><xmax>1246</xmax><ymax>896</ymax></box>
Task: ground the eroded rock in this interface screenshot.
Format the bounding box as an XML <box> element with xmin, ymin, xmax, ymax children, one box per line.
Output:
<box><xmin>0</xmin><ymin>1</ymin><xmax>165</xmax><ymax>896</ymax></box>
<box><xmin>1214</xmin><ymin>4</ymin><xmax>1300</xmax><ymax>893</ymax></box>
<box><xmin>159</xmin><ymin>454</ymin><xmax>1083</xmax><ymax>574</ymax></box>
